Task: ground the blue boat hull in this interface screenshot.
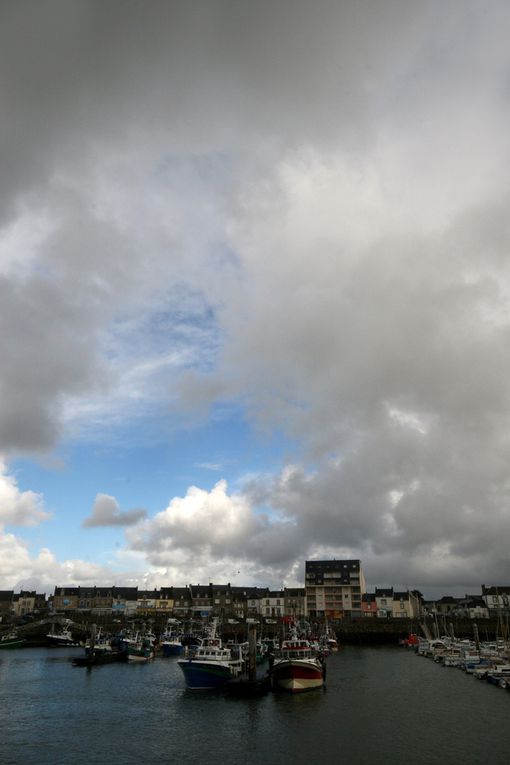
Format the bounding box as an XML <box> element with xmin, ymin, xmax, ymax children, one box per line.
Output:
<box><xmin>178</xmin><ymin>660</ymin><xmax>233</xmax><ymax>689</ymax></box>
<box><xmin>161</xmin><ymin>643</ymin><xmax>183</xmax><ymax>657</ymax></box>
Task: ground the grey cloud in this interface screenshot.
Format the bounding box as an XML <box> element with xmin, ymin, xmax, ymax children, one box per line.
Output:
<box><xmin>83</xmin><ymin>493</ymin><xmax>147</xmax><ymax>528</ymax></box>
<box><xmin>3</xmin><ymin>1</ymin><xmax>510</xmax><ymax>591</ymax></box>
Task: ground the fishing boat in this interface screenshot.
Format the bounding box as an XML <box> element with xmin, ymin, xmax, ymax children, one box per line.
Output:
<box><xmin>121</xmin><ymin>631</ymin><xmax>155</xmax><ymax>662</ymax></box>
<box><xmin>160</xmin><ymin>623</ymin><xmax>184</xmax><ymax>657</ymax></box>
<box><xmin>177</xmin><ymin>620</ymin><xmax>243</xmax><ymax>689</ymax></box>
<box><xmin>271</xmin><ymin>633</ymin><xmax>325</xmax><ymax>693</ymax></box>
<box><xmin>0</xmin><ymin>631</ymin><xmax>25</xmax><ymax>649</ymax></box>
<box><xmin>46</xmin><ymin>624</ymin><xmax>80</xmax><ymax>647</ymax></box>
<box><xmin>85</xmin><ymin>627</ymin><xmax>112</xmax><ymax>655</ymax></box>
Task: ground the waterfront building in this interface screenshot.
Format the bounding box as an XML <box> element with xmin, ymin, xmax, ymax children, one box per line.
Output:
<box><xmin>455</xmin><ymin>595</ymin><xmax>489</xmax><ymax>619</ymax></box>
<box><xmin>361</xmin><ymin>592</ymin><xmax>377</xmax><ymax>617</ymax></box>
<box><xmin>77</xmin><ymin>586</ymin><xmax>113</xmax><ymax>614</ymax></box>
<box><xmin>375</xmin><ymin>588</ymin><xmax>393</xmax><ymax>617</ymax></box>
<box><xmin>137</xmin><ymin>589</ymin><xmax>161</xmax><ymax>613</ymax></box>
<box><xmin>172</xmin><ymin>587</ymin><xmax>193</xmax><ymax>617</ymax></box>
<box><xmin>391</xmin><ymin>590</ymin><xmax>421</xmax><ymax>618</ymax></box>
<box><xmin>305</xmin><ymin>559</ymin><xmax>365</xmax><ymax>619</ymax></box>
<box><xmin>111</xmin><ymin>587</ymin><xmax>139</xmax><ymax>616</ymax></box>
<box><xmin>481</xmin><ymin>585</ymin><xmax>510</xmax><ymax>616</ymax></box>
<box><xmin>231</xmin><ymin>586</ymin><xmax>265</xmax><ymax>620</ymax></box>
<box><xmin>53</xmin><ymin>587</ymin><xmax>80</xmax><ymax>612</ymax></box>
<box><xmin>261</xmin><ymin>590</ymin><xmax>285</xmax><ymax>620</ymax></box>
<box><xmin>189</xmin><ymin>584</ymin><xmax>214</xmax><ymax>617</ymax></box>
<box><xmin>210</xmin><ymin>583</ymin><xmax>234</xmax><ymax>618</ymax></box>
<box><xmin>11</xmin><ymin>590</ymin><xmax>46</xmax><ymax>617</ymax></box>
<box><xmin>284</xmin><ymin>587</ymin><xmax>306</xmax><ymax>621</ymax></box>
<box><xmin>158</xmin><ymin>587</ymin><xmax>174</xmax><ymax>612</ymax></box>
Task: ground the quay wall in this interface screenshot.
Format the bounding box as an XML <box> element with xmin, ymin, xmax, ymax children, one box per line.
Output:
<box><xmin>14</xmin><ymin>614</ymin><xmax>505</xmax><ymax>647</ymax></box>
<box><xmin>332</xmin><ymin>618</ymin><xmax>503</xmax><ymax>645</ymax></box>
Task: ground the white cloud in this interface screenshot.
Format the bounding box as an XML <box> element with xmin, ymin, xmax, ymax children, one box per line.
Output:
<box><xmin>82</xmin><ymin>493</ymin><xmax>147</xmax><ymax>528</ymax></box>
<box><xmin>0</xmin><ymin>459</ymin><xmax>50</xmax><ymax>527</ymax></box>
<box><xmin>0</xmin><ymin>532</ymin><xmax>116</xmax><ymax>593</ymax></box>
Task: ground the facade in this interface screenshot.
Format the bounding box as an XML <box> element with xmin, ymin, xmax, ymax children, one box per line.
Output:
<box><xmin>172</xmin><ymin>587</ymin><xmax>192</xmax><ymax>617</ymax></box>
<box><xmin>361</xmin><ymin>592</ymin><xmax>377</xmax><ymax>617</ymax></box>
<box><xmin>189</xmin><ymin>584</ymin><xmax>213</xmax><ymax>617</ymax></box>
<box><xmin>481</xmin><ymin>585</ymin><xmax>510</xmax><ymax>616</ymax></box>
<box><xmin>77</xmin><ymin>587</ymin><xmax>113</xmax><ymax>614</ymax></box>
<box><xmin>111</xmin><ymin>587</ymin><xmax>138</xmax><ymax>616</ymax></box>
<box><xmin>231</xmin><ymin>586</ymin><xmax>265</xmax><ymax>619</ymax></box>
<box><xmin>261</xmin><ymin>590</ymin><xmax>285</xmax><ymax>620</ymax></box>
<box><xmin>11</xmin><ymin>590</ymin><xmax>43</xmax><ymax>617</ymax></box>
<box><xmin>392</xmin><ymin>591</ymin><xmax>420</xmax><ymax>619</ymax></box>
<box><xmin>375</xmin><ymin>588</ymin><xmax>393</xmax><ymax>617</ymax></box>
<box><xmin>53</xmin><ymin>587</ymin><xmax>80</xmax><ymax>612</ymax></box>
<box><xmin>305</xmin><ymin>559</ymin><xmax>365</xmax><ymax>619</ymax></box>
<box><xmin>435</xmin><ymin>596</ymin><xmax>461</xmax><ymax>616</ymax></box>
<box><xmin>284</xmin><ymin>587</ymin><xmax>306</xmax><ymax>621</ymax></box>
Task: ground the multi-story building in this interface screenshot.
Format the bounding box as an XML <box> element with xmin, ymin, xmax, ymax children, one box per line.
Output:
<box><xmin>77</xmin><ymin>587</ymin><xmax>113</xmax><ymax>614</ymax></box>
<box><xmin>260</xmin><ymin>590</ymin><xmax>285</xmax><ymax>620</ymax></box>
<box><xmin>392</xmin><ymin>590</ymin><xmax>421</xmax><ymax>618</ymax></box>
<box><xmin>284</xmin><ymin>587</ymin><xmax>306</xmax><ymax>622</ymax></box>
<box><xmin>375</xmin><ymin>587</ymin><xmax>393</xmax><ymax>617</ymax></box>
<box><xmin>111</xmin><ymin>587</ymin><xmax>139</xmax><ymax>616</ymax></box>
<box><xmin>481</xmin><ymin>585</ymin><xmax>510</xmax><ymax>616</ymax></box>
<box><xmin>53</xmin><ymin>587</ymin><xmax>80</xmax><ymax>612</ymax></box>
<box><xmin>172</xmin><ymin>587</ymin><xmax>192</xmax><ymax>618</ymax></box>
<box><xmin>305</xmin><ymin>559</ymin><xmax>365</xmax><ymax>619</ymax></box>
<box><xmin>11</xmin><ymin>590</ymin><xmax>44</xmax><ymax>617</ymax></box>
<box><xmin>231</xmin><ymin>586</ymin><xmax>265</xmax><ymax>620</ymax></box>
<box><xmin>361</xmin><ymin>592</ymin><xmax>377</xmax><ymax>617</ymax></box>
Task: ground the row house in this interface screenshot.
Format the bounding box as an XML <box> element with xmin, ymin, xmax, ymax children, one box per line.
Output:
<box><xmin>190</xmin><ymin>584</ymin><xmax>214</xmax><ymax>617</ymax></box>
<box><xmin>232</xmin><ymin>586</ymin><xmax>265</xmax><ymax>620</ymax></box>
<box><xmin>11</xmin><ymin>591</ymin><xmax>47</xmax><ymax>617</ymax></box>
<box><xmin>53</xmin><ymin>586</ymin><xmax>139</xmax><ymax>616</ymax></box>
<box><xmin>481</xmin><ymin>585</ymin><xmax>510</xmax><ymax>616</ymax></box>
<box><xmin>172</xmin><ymin>587</ymin><xmax>192</xmax><ymax>617</ymax></box>
<box><xmin>362</xmin><ymin>590</ymin><xmax>422</xmax><ymax>618</ymax></box>
<box><xmin>284</xmin><ymin>588</ymin><xmax>306</xmax><ymax>621</ymax></box>
<box><xmin>375</xmin><ymin>588</ymin><xmax>394</xmax><ymax>618</ymax></box>
<box><xmin>136</xmin><ymin>588</ymin><xmax>177</xmax><ymax>615</ymax></box>
<box><xmin>361</xmin><ymin>592</ymin><xmax>377</xmax><ymax>617</ymax></box>
<box><xmin>451</xmin><ymin>595</ymin><xmax>489</xmax><ymax>620</ymax></box>
<box><xmin>305</xmin><ymin>559</ymin><xmax>365</xmax><ymax>619</ymax></box>
<box><xmin>434</xmin><ymin>595</ymin><xmax>460</xmax><ymax>616</ymax></box>
<box><xmin>261</xmin><ymin>590</ymin><xmax>285</xmax><ymax>620</ymax></box>
<box><xmin>391</xmin><ymin>591</ymin><xmax>421</xmax><ymax>618</ymax></box>
<box><xmin>78</xmin><ymin>587</ymin><xmax>114</xmax><ymax>615</ymax></box>
<box><xmin>52</xmin><ymin>587</ymin><xmax>80</xmax><ymax>612</ymax></box>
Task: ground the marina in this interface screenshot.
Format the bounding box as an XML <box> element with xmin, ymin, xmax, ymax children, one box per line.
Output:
<box><xmin>3</xmin><ymin>643</ymin><xmax>510</xmax><ymax>764</ymax></box>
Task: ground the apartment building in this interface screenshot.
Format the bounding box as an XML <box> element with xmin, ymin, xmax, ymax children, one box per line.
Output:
<box><xmin>305</xmin><ymin>559</ymin><xmax>365</xmax><ymax>619</ymax></box>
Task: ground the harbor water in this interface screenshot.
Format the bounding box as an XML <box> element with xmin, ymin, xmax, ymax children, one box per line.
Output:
<box><xmin>2</xmin><ymin>645</ymin><xmax>510</xmax><ymax>765</ymax></box>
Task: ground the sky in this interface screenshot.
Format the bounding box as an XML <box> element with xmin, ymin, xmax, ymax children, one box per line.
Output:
<box><xmin>2</xmin><ymin>1</ymin><xmax>510</xmax><ymax>598</ymax></box>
